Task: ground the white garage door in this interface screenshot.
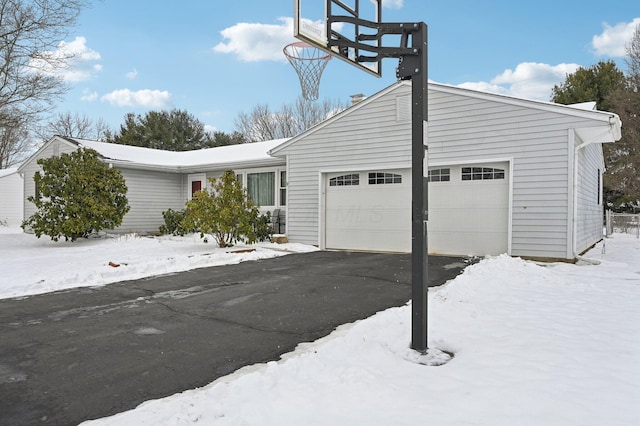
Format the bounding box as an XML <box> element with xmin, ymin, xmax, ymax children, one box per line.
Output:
<box><xmin>428</xmin><ymin>162</ymin><xmax>509</xmax><ymax>256</ymax></box>
<box><xmin>325</xmin><ymin>169</ymin><xmax>411</xmax><ymax>252</ymax></box>
<box><xmin>324</xmin><ymin>163</ymin><xmax>509</xmax><ymax>255</ymax></box>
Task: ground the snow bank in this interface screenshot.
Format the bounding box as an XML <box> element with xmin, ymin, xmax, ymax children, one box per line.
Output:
<box><xmin>0</xmin><ymin>230</ymin><xmax>317</xmax><ymax>300</ymax></box>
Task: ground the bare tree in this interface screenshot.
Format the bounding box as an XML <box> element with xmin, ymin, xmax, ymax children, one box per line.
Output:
<box><xmin>625</xmin><ymin>23</ymin><xmax>640</xmax><ymax>90</ymax></box>
<box><xmin>625</xmin><ymin>24</ymin><xmax>640</xmax><ymax>76</ymax></box>
<box><xmin>603</xmin><ymin>22</ymin><xmax>640</xmax><ymax>211</ymax></box>
<box><xmin>35</xmin><ymin>111</ymin><xmax>110</xmax><ymax>142</ymax></box>
<box><xmin>0</xmin><ymin>0</ymin><xmax>89</xmax><ymax>166</ymax></box>
<box><xmin>234</xmin><ymin>96</ymin><xmax>349</xmax><ymax>142</ymax></box>
<box><xmin>0</xmin><ymin>110</ymin><xmax>29</xmax><ymax>167</ymax></box>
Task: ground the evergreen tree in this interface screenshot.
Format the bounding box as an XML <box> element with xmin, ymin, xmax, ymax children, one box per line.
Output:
<box><xmin>181</xmin><ymin>171</ymin><xmax>270</xmax><ymax>247</ymax></box>
<box><xmin>107</xmin><ymin>109</ymin><xmax>213</xmax><ymax>151</ymax></box>
<box><xmin>23</xmin><ymin>148</ymin><xmax>130</xmax><ymax>241</ymax></box>
<box><xmin>551</xmin><ymin>60</ymin><xmax>625</xmax><ymax>111</ymax></box>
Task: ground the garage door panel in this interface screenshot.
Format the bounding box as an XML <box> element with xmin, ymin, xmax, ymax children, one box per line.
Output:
<box><xmin>325</xmin><ymin>169</ymin><xmax>411</xmax><ymax>252</ymax></box>
<box><xmin>428</xmin><ymin>163</ymin><xmax>509</xmax><ymax>256</ymax></box>
<box><xmin>326</xmin><ymin>207</ymin><xmax>409</xmax><ymax>231</ymax></box>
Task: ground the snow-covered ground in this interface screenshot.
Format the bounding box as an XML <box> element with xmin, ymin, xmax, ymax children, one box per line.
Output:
<box><xmin>2</xmin><ymin>228</ymin><xmax>639</xmax><ymax>425</ymax></box>
<box><xmin>0</xmin><ymin>227</ymin><xmax>317</xmax><ymax>300</ymax></box>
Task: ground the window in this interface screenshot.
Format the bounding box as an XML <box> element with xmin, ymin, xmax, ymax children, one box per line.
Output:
<box><xmin>247</xmin><ymin>172</ymin><xmax>275</xmax><ymax>206</ymax></box>
<box><xmin>329</xmin><ymin>174</ymin><xmax>360</xmax><ymax>186</ymax></box>
<box><xmin>34</xmin><ymin>174</ymin><xmax>41</xmax><ymax>200</ymax></box>
<box><xmin>597</xmin><ymin>168</ymin><xmax>602</xmax><ymax>205</ymax></box>
<box><xmin>279</xmin><ymin>170</ymin><xmax>287</xmax><ymax>206</ymax></box>
<box><xmin>235</xmin><ymin>173</ymin><xmax>243</xmax><ymax>185</ymax></box>
<box><xmin>461</xmin><ymin>167</ymin><xmax>505</xmax><ymax>181</ymax></box>
<box><xmin>369</xmin><ymin>172</ymin><xmax>402</xmax><ymax>185</ymax></box>
<box><xmin>427</xmin><ymin>168</ymin><xmax>450</xmax><ymax>182</ymax></box>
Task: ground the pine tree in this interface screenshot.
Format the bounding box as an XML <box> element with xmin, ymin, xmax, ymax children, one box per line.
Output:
<box><xmin>23</xmin><ymin>148</ymin><xmax>130</xmax><ymax>241</ymax></box>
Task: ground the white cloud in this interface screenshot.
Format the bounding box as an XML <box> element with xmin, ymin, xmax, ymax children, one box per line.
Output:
<box><xmin>204</xmin><ymin>124</ymin><xmax>217</xmax><ymax>133</ymax></box>
<box><xmin>101</xmin><ymin>89</ymin><xmax>172</xmax><ymax>108</ymax></box>
<box><xmin>456</xmin><ymin>62</ymin><xmax>581</xmax><ymax>102</ymax></box>
<box><xmin>126</xmin><ymin>68</ymin><xmax>138</xmax><ymax>80</ymax></box>
<box><xmin>382</xmin><ymin>0</ymin><xmax>404</xmax><ymax>9</ymax></box>
<box><xmin>213</xmin><ymin>17</ymin><xmax>297</xmax><ymax>62</ymax></box>
<box><xmin>592</xmin><ymin>17</ymin><xmax>640</xmax><ymax>57</ymax></box>
<box><xmin>30</xmin><ymin>36</ymin><xmax>102</xmax><ymax>82</ymax></box>
<box><xmin>80</xmin><ymin>88</ymin><xmax>98</xmax><ymax>102</ymax></box>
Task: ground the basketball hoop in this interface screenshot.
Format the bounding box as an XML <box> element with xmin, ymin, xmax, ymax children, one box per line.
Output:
<box><xmin>283</xmin><ymin>42</ymin><xmax>332</xmax><ymax>101</ymax></box>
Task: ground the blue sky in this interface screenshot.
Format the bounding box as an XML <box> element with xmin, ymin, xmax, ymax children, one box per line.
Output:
<box><xmin>52</xmin><ymin>0</ymin><xmax>639</xmax><ymax>135</ymax></box>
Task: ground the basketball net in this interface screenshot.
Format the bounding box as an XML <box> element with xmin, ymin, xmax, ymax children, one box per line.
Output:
<box><xmin>283</xmin><ymin>42</ymin><xmax>332</xmax><ymax>101</ymax></box>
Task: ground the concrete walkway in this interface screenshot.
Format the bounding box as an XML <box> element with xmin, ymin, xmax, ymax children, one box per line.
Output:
<box><xmin>0</xmin><ymin>251</ymin><xmax>469</xmax><ymax>425</ymax></box>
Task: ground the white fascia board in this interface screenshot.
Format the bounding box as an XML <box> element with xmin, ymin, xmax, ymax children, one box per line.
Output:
<box><xmin>108</xmin><ymin>158</ymin><xmax>285</xmax><ymax>174</ymax></box>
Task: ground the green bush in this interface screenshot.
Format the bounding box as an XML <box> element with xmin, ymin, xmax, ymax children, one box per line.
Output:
<box><xmin>22</xmin><ymin>148</ymin><xmax>130</xmax><ymax>241</ymax></box>
<box><xmin>159</xmin><ymin>208</ymin><xmax>191</xmax><ymax>236</ymax></box>
<box><xmin>181</xmin><ymin>171</ymin><xmax>272</xmax><ymax>247</ymax></box>
<box><xmin>253</xmin><ymin>210</ymin><xmax>272</xmax><ymax>242</ymax></box>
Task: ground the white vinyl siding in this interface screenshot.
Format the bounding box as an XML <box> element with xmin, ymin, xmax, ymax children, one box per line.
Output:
<box><xmin>427</xmin><ymin>88</ymin><xmax>575</xmax><ymax>259</ymax></box>
<box><xmin>575</xmin><ymin>142</ymin><xmax>605</xmax><ymax>254</ymax></box>
<box><xmin>0</xmin><ymin>171</ymin><xmax>23</xmax><ymax>227</ymax></box>
<box><xmin>116</xmin><ymin>168</ymin><xmax>183</xmax><ymax>234</ymax></box>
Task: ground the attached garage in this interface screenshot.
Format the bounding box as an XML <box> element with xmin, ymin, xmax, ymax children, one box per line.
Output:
<box><xmin>324</xmin><ymin>169</ymin><xmax>410</xmax><ymax>252</ymax></box>
<box><xmin>270</xmin><ymin>81</ymin><xmax>621</xmax><ymax>261</ymax></box>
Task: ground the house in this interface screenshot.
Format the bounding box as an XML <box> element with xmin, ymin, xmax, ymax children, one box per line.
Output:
<box><xmin>18</xmin><ymin>81</ymin><xmax>621</xmax><ymax>261</ymax></box>
<box><xmin>0</xmin><ymin>166</ymin><xmax>24</xmax><ymax>227</ymax></box>
<box><xmin>18</xmin><ymin>137</ymin><xmax>288</xmax><ymax>234</ymax></box>
<box><xmin>269</xmin><ymin>81</ymin><xmax>621</xmax><ymax>261</ymax></box>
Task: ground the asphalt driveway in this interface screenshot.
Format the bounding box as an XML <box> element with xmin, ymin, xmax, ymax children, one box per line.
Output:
<box><xmin>0</xmin><ymin>251</ymin><xmax>469</xmax><ymax>425</ymax></box>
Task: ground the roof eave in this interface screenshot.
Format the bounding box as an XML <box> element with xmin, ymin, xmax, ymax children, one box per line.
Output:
<box><xmin>106</xmin><ymin>157</ymin><xmax>285</xmax><ymax>174</ymax></box>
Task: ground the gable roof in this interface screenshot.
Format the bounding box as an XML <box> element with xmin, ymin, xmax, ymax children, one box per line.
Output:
<box><xmin>270</xmin><ymin>81</ymin><xmax>622</xmax><ymax>155</ymax></box>
<box><xmin>20</xmin><ymin>137</ymin><xmax>288</xmax><ymax>174</ymax></box>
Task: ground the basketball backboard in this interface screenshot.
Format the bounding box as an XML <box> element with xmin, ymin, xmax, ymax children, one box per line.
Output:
<box><xmin>294</xmin><ymin>0</ymin><xmax>382</xmax><ymax>77</ymax></box>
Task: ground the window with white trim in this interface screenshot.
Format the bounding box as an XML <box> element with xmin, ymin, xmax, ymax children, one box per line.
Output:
<box><xmin>461</xmin><ymin>167</ymin><xmax>505</xmax><ymax>181</ymax></box>
<box><xmin>247</xmin><ymin>172</ymin><xmax>275</xmax><ymax>206</ymax></box>
<box><xmin>279</xmin><ymin>170</ymin><xmax>287</xmax><ymax>206</ymax></box>
<box><xmin>597</xmin><ymin>168</ymin><xmax>602</xmax><ymax>205</ymax></box>
<box><xmin>329</xmin><ymin>174</ymin><xmax>360</xmax><ymax>186</ymax></box>
<box><xmin>427</xmin><ymin>168</ymin><xmax>450</xmax><ymax>182</ymax></box>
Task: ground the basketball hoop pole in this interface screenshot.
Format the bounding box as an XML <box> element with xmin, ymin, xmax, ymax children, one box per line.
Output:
<box><xmin>295</xmin><ymin>0</ymin><xmax>430</xmax><ymax>353</ymax></box>
<box><xmin>405</xmin><ymin>23</ymin><xmax>429</xmax><ymax>354</ymax></box>
<box><xmin>328</xmin><ymin>19</ymin><xmax>430</xmax><ymax>353</ymax></box>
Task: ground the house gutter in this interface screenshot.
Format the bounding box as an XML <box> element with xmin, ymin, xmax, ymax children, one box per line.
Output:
<box><xmin>101</xmin><ymin>158</ymin><xmax>285</xmax><ymax>173</ymax></box>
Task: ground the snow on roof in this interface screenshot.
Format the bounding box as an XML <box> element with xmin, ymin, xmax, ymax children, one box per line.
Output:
<box><xmin>67</xmin><ymin>138</ymin><xmax>288</xmax><ymax>169</ymax></box>
<box><xmin>567</xmin><ymin>101</ymin><xmax>597</xmax><ymax>111</ymax></box>
<box><xmin>0</xmin><ymin>167</ymin><xmax>19</xmax><ymax>178</ymax></box>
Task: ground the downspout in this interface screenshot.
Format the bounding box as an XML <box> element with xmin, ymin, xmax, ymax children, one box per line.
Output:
<box><xmin>567</xmin><ymin>129</ymin><xmax>576</xmax><ymax>260</ymax></box>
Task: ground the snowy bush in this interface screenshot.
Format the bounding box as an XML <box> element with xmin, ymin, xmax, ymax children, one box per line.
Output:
<box><xmin>22</xmin><ymin>148</ymin><xmax>130</xmax><ymax>241</ymax></box>
<box><xmin>159</xmin><ymin>208</ymin><xmax>191</xmax><ymax>236</ymax></box>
